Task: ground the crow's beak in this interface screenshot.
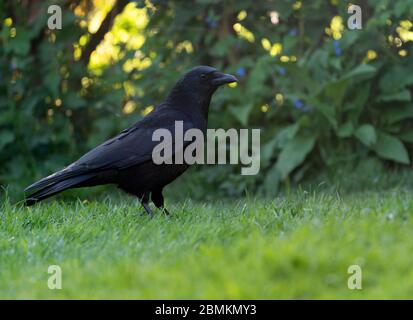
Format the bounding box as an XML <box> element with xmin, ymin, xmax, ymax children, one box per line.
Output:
<box><xmin>211</xmin><ymin>72</ymin><xmax>238</xmax><ymax>86</ymax></box>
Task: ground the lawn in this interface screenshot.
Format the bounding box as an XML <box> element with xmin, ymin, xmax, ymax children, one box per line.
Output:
<box><xmin>1</xmin><ymin>181</ymin><xmax>413</xmax><ymax>299</ymax></box>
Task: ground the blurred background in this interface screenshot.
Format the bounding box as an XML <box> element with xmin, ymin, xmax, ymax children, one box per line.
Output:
<box><xmin>0</xmin><ymin>0</ymin><xmax>412</xmax><ymax>201</ymax></box>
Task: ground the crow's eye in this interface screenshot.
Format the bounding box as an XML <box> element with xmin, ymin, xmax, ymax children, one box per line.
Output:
<box><xmin>200</xmin><ymin>74</ymin><xmax>206</xmax><ymax>79</ymax></box>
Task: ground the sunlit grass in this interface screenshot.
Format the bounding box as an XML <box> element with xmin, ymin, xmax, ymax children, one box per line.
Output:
<box><xmin>1</xmin><ymin>187</ymin><xmax>413</xmax><ymax>299</ymax></box>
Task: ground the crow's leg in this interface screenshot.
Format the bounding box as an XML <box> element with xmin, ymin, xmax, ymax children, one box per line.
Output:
<box><xmin>139</xmin><ymin>192</ymin><xmax>154</xmax><ymax>217</ymax></box>
<box><xmin>151</xmin><ymin>189</ymin><xmax>170</xmax><ymax>216</ymax></box>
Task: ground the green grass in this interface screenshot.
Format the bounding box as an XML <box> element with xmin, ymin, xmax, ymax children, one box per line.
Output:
<box><xmin>2</xmin><ymin>184</ymin><xmax>413</xmax><ymax>299</ymax></box>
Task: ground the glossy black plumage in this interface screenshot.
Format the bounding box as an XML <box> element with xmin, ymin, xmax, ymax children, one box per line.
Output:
<box><xmin>24</xmin><ymin>66</ymin><xmax>237</xmax><ymax>216</ymax></box>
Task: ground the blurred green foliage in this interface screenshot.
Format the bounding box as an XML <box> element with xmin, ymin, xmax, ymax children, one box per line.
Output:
<box><xmin>0</xmin><ymin>0</ymin><xmax>412</xmax><ymax>198</ymax></box>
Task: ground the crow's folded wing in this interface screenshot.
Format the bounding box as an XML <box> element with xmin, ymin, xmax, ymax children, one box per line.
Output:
<box><xmin>25</xmin><ymin>106</ymin><xmax>195</xmax><ymax>193</ymax></box>
<box><xmin>72</xmin><ymin>108</ymin><xmax>195</xmax><ymax>171</ymax></box>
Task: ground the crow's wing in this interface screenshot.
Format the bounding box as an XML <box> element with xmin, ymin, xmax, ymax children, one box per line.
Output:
<box><xmin>25</xmin><ymin>105</ymin><xmax>195</xmax><ymax>193</ymax></box>
<box><xmin>76</xmin><ymin>106</ymin><xmax>194</xmax><ymax>170</ymax></box>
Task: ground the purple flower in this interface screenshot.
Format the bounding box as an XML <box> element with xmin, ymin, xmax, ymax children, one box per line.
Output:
<box><xmin>288</xmin><ymin>28</ymin><xmax>298</xmax><ymax>36</ymax></box>
<box><xmin>294</xmin><ymin>99</ymin><xmax>303</xmax><ymax>109</ymax></box>
<box><xmin>205</xmin><ymin>16</ymin><xmax>218</xmax><ymax>28</ymax></box>
<box><xmin>277</xmin><ymin>66</ymin><xmax>286</xmax><ymax>76</ymax></box>
<box><xmin>9</xmin><ymin>62</ymin><xmax>17</xmax><ymax>71</ymax></box>
<box><xmin>236</xmin><ymin>67</ymin><xmax>246</xmax><ymax>77</ymax></box>
<box><xmin>333</xmin><ymin>40</ymin><xmax>341</xmax><ymax>56</ymax></box>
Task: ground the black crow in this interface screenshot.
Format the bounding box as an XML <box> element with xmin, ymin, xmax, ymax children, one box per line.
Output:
<box><xmin>24</xmin><ymin>66</ymin><xmax>237</xmax><ymax>216</ymax></box>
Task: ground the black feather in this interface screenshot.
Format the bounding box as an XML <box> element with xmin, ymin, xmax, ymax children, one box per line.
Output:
<box><xmin>25</xmin><ymin>172</ymin><xmax>97</xmax><ymax>206</ymax></box>
<box><xmin>23</xmin><ymin>66</ymin><xmax>237</xmax><ymax>215</ymax></box>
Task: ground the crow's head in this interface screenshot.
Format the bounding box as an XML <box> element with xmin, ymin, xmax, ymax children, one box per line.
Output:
<box><xmin>168</xmin><ymin>66</ymin><xmax>237</xmax><ymax>102</ymax></box>
<box><xmin>184</xmin><ymin>65</ymin><xmax>238</xmax><ymax>91</ymax></box>
<box><xmin>166</xmin><ymin>66</ymin><xmax>237</xmax><ymax>115</ymax></box>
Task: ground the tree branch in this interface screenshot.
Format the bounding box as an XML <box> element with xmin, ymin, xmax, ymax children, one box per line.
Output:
<box><xmin>82</xmin><ymin>0</ymin><xmax>130</xmax><ymax>66</ymax></box>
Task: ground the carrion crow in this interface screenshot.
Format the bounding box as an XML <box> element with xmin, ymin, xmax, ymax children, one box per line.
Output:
<box><xmin>24</xmin><ymin>66</ymin><xmax>237</xmax><ymax>216</ymax></box>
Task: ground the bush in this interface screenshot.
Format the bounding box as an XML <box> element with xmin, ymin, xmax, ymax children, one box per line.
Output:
<box><xmin>0</xmin><ymin>0</ymin><xmax>412</xmax><ymax>197</ymax></box>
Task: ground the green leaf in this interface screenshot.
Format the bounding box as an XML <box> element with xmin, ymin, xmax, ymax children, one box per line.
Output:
<box><xmin>196</xmin><ymin>0</ymin><xmax>221</xmax><ymax>3</ymax></box>
<box><xmin>44</xmin><ymin>70</ymin><xmax>60</xmax><ymax>97</ymax></box>
<box><xmin>65</xmin><ymin>92</ymin><xmax>86</xmax><ymax>109</ymax></box>
<box><xmin>263</xmin><ymin>163</ymin><xmax>281</xmax><ymax>196</ymax></box>
<box><xmin>323</xmin><ymin>78</ymin><xmax>348</xmax><ymax>106</ymax></box>
<box><xmin>261</xmin><ymin>138</ymin><xmax>278</xmax><ymax>164</ymax></box>
<box><xmin>395</xmin><ymin>1</ymin><xmax>410</xmax><ymax>16</ymax></box>
<box><xmin>355</xmin><ymin>124</ymin><xmax>377</xmax><ymax>147</ymax></box>
<box><xmin>210</xmin><ymin>37</ymin><xmax>237</xmax><ymax>57</ymax></box>
<box><xmin>0</xmin><ymin>131</ymin><xmax>14</xmax><ymax>150</ymax></box>
<box><xmin>340</xmin><ymin>30</ymin><xmax>360</xmax><ymax>49</ymax></box>
<box><xmin>400</xmin><ymin>131</ymin><xmax>413</xmax><ymax>143</ymax></box>
<box><xmin>229</xmin><ymin>104</ymin><xmax>252</xmax><ymax>126</ymax></box>
<box><xmin>247</xmin><ymin>56</ymin><xmax>273</xmax><ymax>96</ymax></box>
<box><xmin>284</xmin><ymin>64</ymin><xmax>317</xmax><ymax>93</ymax></box>
<box><xmin>316</xmin><ymin>103</ymin><xmax>337</xmax><ymax>129</ymax></box>
<box><xmin>377</xmin><ymin>90</ymin><xmax>411</xmax><ymax>103</ymax></box>
<box><xmin>373</xmin><ymin>132</ymin><xmax>410</xmax><ymax>164</ymax></box>
<box><xmin>347</xmin><ymin>83</ymin><xmax>371</xmax><ymax>123</ymax></box>
<box><xmin>383</xmin><ymin>104</ymin><xmax>413</xmax><ymax>124</ymax></box>
<box><xmin>337</xmin><ymin>122</ymin><xmax>354</xmax><ymax>138</ymax></box>
<box><xmin>379</xmin><ymin>66</ymin><xmax>413</xmax><ymax>93</ymax></box>
<box><xmin>9</xmin><ymin>27</ymin><xmax>32</xmax><ymax>55</ymax></box>
<box><xmin>275</xmin><ymin>123</ymin><xmax>299</xmax><ymax>148</ymax></box>
<box><xmin>341</xmin><ymin>64</ymin><xmax>377</xmax><ymax>82</ymax></box>
<box><xmin>275</xmin><ymin>133</ymin><xmax>317</xmax><ymax>179</ymax></box>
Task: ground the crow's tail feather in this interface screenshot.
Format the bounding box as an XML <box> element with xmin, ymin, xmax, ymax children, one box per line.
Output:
<box><xmin>25</xmin><ymin>173</ymin><xmax>96</xmax><ymax>206</ymax></box>
<box><xmin>24</xmin><ymin>166</ymin><xmax>87</xmax><ymax>194</ymax></box>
